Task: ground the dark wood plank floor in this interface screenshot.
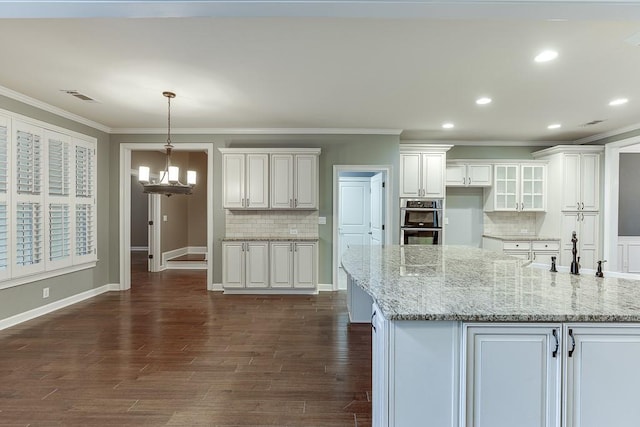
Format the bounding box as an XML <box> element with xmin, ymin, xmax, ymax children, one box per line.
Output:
<box><xmin>0</xmin><ymin>255</ymin><xmax>372</xmax><ymax>426</ymax></box>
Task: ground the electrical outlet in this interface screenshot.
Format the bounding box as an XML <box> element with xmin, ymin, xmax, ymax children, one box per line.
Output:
<box><xmin>289</xmin><ymin>229</ymin><xmax>298</xmax><ymax>235</ymax></box>
<box><xmin>163</xmin><ymin>215</ymin><xmax>168</xmax><ymax>222</ymax></box>
<box><xmin>444</xmin><ymin>217</ymin><xmax>449</xmax><ymax>225</ymax></box>
<box><xmin>43</xmin><ymin>288</ymin><xmax>49</xmax><ymax>298</ymax></box>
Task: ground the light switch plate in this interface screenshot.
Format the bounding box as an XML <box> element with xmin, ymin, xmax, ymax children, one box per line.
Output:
<box><xmin>318</xmin><ymin>217</ymin><xmax>326</xmax><ymax>225</ymax></box>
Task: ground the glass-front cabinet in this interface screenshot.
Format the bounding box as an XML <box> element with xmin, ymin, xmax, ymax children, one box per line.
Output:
<box><xmin>492</xmin><ymin>163</ymin><xmax>546</xmax><ymax>212</ymax></box>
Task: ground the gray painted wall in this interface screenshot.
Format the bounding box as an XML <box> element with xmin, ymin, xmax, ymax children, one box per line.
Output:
<box><xmin>0</xmin><ymin>95</ymin><xmax>110</xmax><ymax>321</ymax></box>
<box><xmin>618</xmin><ymin>153</ymin><xmax>640</xmax><ymax>236</ymax></box>
<box><xmin>444</xmin><ymin>187</ymin><xmax>484</xmax><ymax>247</ymax></box>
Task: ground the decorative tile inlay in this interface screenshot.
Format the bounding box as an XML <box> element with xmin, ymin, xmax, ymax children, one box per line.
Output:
<box><xmin>342</xmin><ymin>245</ymin><xmax>640</xmax><ymax>322</ymax></box>
<box><xmin>225</xmin><ymin>210</ymin><xmax>318</xmax><ymax>239</ymax></box>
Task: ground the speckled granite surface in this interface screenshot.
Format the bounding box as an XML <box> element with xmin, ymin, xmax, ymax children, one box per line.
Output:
<box><xmin>223</xmin><ymin>237</ymin><xmax>318</xmax><ymax>242</ymax></box>
<box><xmin>342</xmin><ymin>245</ymin><xmax>640</xmax><ymax>322</ymax></box>
<box><xmin>483</xmin><ymin>234</ymin><xmax>560</xmax><ymax>241</ymax></box>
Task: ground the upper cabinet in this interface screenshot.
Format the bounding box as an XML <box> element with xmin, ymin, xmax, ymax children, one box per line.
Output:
<box><xmin>399</xmin><ymin>144</ymin><xmax>452</xmax><ymax>198</ymax></box>
<box><xmin>221</xmin><ymin>152</ymin><xmax>269</xmax><ymax>209</ymax></box>
<box><xmin>271</xmin><ymin>153</ymin><xmax>318</xmax><ymax>209</ymax></box>
<box><xmin>446</xmin><ymin>162</ymin><xmax>492</xmax><ymax>187</ymax></box>
<box><xmin>485</xmin><ymin>162</ymin><xmax>546</xmax><ymax>212</ymax></box>
<box><xmin>562</xmin><ymin>152</ymin><xmax>600</xmax><ymax>211</ymax></box>
<box><xmin>220</xmin><ymin>148</ymin><xmax>320</xmax><ymax>210</ymax></box>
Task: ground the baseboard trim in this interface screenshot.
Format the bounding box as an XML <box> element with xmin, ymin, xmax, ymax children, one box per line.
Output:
<box><xmin>223</xmin><ymin>288</ymin><xmax>319</xmax><ymax>295</ymax></box>
<box><xmin>165</xmin><ymin>261</ymin><xmax>208</xmax><ymax>270</ymax></box>
<box><xmin>318</xmin><ymin>283</ymin><xmax>334</xmax><ymax>292</ymax></box>
<box><xmin>0</xmin><ymin>284</ymin><xmax>117</xmax><ymax>331</ymax></box>
<box><xmin>130</xmin><ymin>246</ymin><xmax>148</xmax><ymax>252</ymax></box>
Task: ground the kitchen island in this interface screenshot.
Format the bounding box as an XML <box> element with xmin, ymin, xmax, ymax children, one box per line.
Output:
<box><xmin>342</xmin><ymin>245</ymin><xmax>640</xmax><ymax>427</ymax></box>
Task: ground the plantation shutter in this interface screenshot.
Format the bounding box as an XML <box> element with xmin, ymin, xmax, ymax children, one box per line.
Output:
<box><xmin>0</xmin><ymin>115</ymin><xmax>9</xmax><ymax>280</ymax></box>
<box><xmin>46</xmin><ymin>131</ymin><xmax>72</xmax><ymax>269</ymax></box>
<box><xmin>74</xmin><ymin>141</ymin><xmax>96</xmax><ymax>263</ymax></box>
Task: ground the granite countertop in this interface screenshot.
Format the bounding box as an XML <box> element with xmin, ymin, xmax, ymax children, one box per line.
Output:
<box><xmin>341</xmin><ymin>245</ymin><xmax>640</xmax><ymax>322</ymax></box>
<box><xmin>223</xmin><ymin>237</ymin><xmax>319</xmax><ymax>242</ymax></box>
<box><xmin>483</xmin><ymin>234</ymin><xmax>560</xmax><ymax>241</ymax></box>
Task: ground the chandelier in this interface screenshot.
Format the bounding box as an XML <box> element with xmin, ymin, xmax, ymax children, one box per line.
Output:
<box><xmin>138</xmin><ymin>91</ymin><xmax>196</xmax><ymax>196</ymax></box>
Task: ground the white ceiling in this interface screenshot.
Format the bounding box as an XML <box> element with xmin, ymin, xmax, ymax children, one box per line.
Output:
<box><xmin>2</xmin><ymin>1</ymin><xmax>640</xmax><ymax>142</ymax></box>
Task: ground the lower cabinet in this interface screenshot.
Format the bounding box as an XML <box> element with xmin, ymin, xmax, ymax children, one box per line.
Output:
<box><xmin>222</xmin><ymin>241</ymin><xmax>269</xmax><ymax>289</ymax></box>
<box><xmin>464</xmin><ymin>323</ymin><xmax>640</xmax><ymax>427</ymax></box>
<box><xmin>561</xmin><ymin>211</ymin><xmax>599</xmax><ymax>270</ymax></box>
<box><xmin>270</xmin><ymin>241</ymin><xmax>317</xmax><ymax>289</ymax></box>
<box><xmin>222</xmin><ymin>240</ymin><xmax>317</xmax><ymax>291</ymax></box>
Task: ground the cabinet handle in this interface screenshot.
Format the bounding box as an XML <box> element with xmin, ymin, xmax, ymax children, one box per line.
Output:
<box><xmin>241</xmin><ymin>243</ymin><xmax>245</xmax><ymax>251</ymax></box>
<box><xmin>552</xmin><ymin>329</ymin><xmax>559</xmax><ymax>358</ymax></box>
<box><xmin>294</xmin><ymin>243</ymin><xmax>297</xmax><ymax>252</ymax></box>
<box><xmin>290</xmin><ymin>199</ymin><xmax>293</xmax><ymax>208</ymax></box>
<box><xmin>246</xmin><ymin>198</ymin><xmax>250</xmax><ymax>207</ymax></box>
<box><xmin>577</xmin><ymin>202</ymin><xmax>580</xmax><ymax>209</ymax></box>
<box><xmin>521</xmin><ymin>202</ymin><xmax>524</xmax><ymax>211</ymax></box>
<box><xmin>577</xmin><ymin>212</ymin><xmax>580</xmax><ymax>221</ymax></box>
<box><xmin>463</xmin><ymin>177</ymin><xmax>466</xmax><ymax>185</ymax></box>
<box><xmin>246</xmin><ymin>244</ymin><xmax>250</xmax><ymax>252</ymax></box>
<box><xmin>581</xmin><ymin>202</ymin><xmax>584</xmax><ymax>210</ymax></box>
<box><xmin>516</xmin><ymin>202</ymin><xmax>519</xmax><ymax>210</ymax></box>
<box><xmin>581</xmin><ymin>213</ymin><xmax>584</xmax><ymax>221</ymax></box>
<box><xmin>371</xmin><ymin>310</ymin><xmax>377</xmax><ymax>332</ymax></box>
<box><xmin>568</xmin><ymin>328</ymin><xmax>576</xmax><ymax>357</ymax></box>
<box><xmin>242</xmin><ymin>198</ymin><xmax>245</xmax><ymax>208</ymax></box>
<box><xmin>533</xmin><ymin>252</ymin><xmax>536</xmax><ymax>260</ymax></box>
<box><xmin>290</xmin><ymin>243</ymin><xmax>292</xmax><ymax>252</ymax></box>
<box><xmin>294</xmin><ymin>198</ymin><xmax>297</xmax><ymax>207</ymax></box>
<box><xmin>469</xmin><ymin>177</ymin><xmax>471</xmax><ymax>185</ymax></box>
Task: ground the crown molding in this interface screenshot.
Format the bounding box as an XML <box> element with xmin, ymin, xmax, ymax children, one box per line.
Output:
<box><xmin>111</xmin><ymin>127</ymin><xmax>403</xmax><ymax>136</ymax></box>
<box><xmin>399</xmin><ymin>139</ymin><xmax>562</xmax><ymax>147</ymax></box>
<box><xmin>0</xmin><ymin>85</ymin><xmax>111</xmax><ymax>133</ymax></box>
<box><xmin>573</xmin><ymin>122</ymin><xmax>640</xmax><ymax>145</ymax></box>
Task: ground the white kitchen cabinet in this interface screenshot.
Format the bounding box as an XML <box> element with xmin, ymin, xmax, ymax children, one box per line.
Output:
<box><xmin>564</xmin><ymin>325</ymin><xmax>640</xmax><ymax>427</ymax></box>
<box><xmin>562</xmin><ymin>152</ymin><xmax>600</xmax><ymax>212</ymax></box>
<box><xmin>489</xmin><ymin>163</ymin><xmax>546</xmax><ymax>212</ymax></box>
<box><xmin>372</xmin><ymin>303</ymin><xmax>389</xmax><ymax>427</ymax></box>
<box><xmin>399</xmin><ymin>144</ymin><xmax>452</xmax><ymax>198</ymax></box>
<box><xmin>221</xmin><ymin>152</ymin><xmax>269</xmax><ymax>209</ymax></box>
<box><xmin>561</xmin><ymin>211</ymin><xmax>599</xmax><ymax>270</ymax></box>
<box><xmin>270</xmin><ymin>152</ymin><xmax>318</xmax><ymax>209</ymax></box>
<box><xmin>446</xmin><ymin>162</ymin><xmax>492</xmax><ymax>187</ymax></box>
<box><xmin>464</xmin><ymin>324</ymin><xmax>561</xmax><ymax>427</ymax></box>
<box><xmin>483</xmin><ymin>237</ymin><xmax>559</xmax><ymax>267</ymax></box>
<box><xmin>531</xmin><ymin>241</ymin><xmax>560</xmax><ymax>268</ymax></box>
<box><xmin>269</xmin><ymin>241</ymin><xmax>317</xmax><ymax>289</ymax></box>
<box><xmin>222</xmin><ymin>241</ymin><xmax>269</xmax><ymax>289</ymax></box>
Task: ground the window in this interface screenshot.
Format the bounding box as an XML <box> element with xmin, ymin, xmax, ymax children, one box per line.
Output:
<box><xmin>0</xmin><ymin>113</ymin><xmax>96</xmax><ymax>289</ymax></box>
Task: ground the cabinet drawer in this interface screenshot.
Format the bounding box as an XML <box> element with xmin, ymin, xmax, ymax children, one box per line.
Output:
<box><xmin>532</xmin><ymin>241</ymin><xmax>560</xmax><ymax>251</ymax></box>
<box><xmin>503</xmin><ymin>241</ymin><xmax>530</xmax><ymax>251</ymax></box>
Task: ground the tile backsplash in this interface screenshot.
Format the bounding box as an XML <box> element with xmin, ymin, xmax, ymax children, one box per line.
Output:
<box><xmin>225</xmin><ymin>210</ymin><xmax>319</xmax><ymax>239</ymax></box>
<box><xmin>483</xmin><ymin>212</ymin><xmax>538</xmax><ymax>236</ymax></box>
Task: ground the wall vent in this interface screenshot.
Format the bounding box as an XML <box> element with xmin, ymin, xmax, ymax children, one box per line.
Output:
<box><xmin>581</xmin><ymin>120</ymin><xmax>605</xmax><ymax>127</ymax></box>
<box><xmin>60</xmin><ymin>90</ymin><xmax>98</xmax><ymax>102</ymax></box>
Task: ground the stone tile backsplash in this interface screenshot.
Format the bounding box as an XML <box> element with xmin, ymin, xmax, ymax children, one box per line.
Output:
<box><xmin>484</xmin><ymin>211</ymin><xmax>538</xmax><ymax>236</ymax></box>
<box><xmin>225</xmin><ymin>210</ymin><xmax>319</xmax><ymax>239</ymax></box>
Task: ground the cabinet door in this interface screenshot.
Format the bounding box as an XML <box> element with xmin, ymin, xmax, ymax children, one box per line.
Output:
<box><xmin>271</xmin><ymin>154</ymin><xmax>294</xmax><ymax>209</ymax></box>
<box><xmin>371</xmin><ymin>304</ymin><xmax>389</xmax><ymax>427</ymax></box>
<box><xmin>446</xmin><ymin>164</ymin><xmax>466</xmax><ymax>186</ymax></box>
<box><xmin>560</xmin><ymin>212</ymin><xmax>581</xmax><ymax>267</ymax></box>
<box><xmin>580</xmin><ymin>153</ymin><xmax>600</xmax><ymax>211</ymax></box>
<box><xmin>468</xmin><ymin>164</ymin><xmax>492</xmax><ymax>187</ymax></box>
<box><xmin>222</xmin><ymin>242</ymin><xmax>244</xmax><ymax>288</ymax></box>
<box><xmin>422</xmin><ymin>153</ymin><xmax>445</xmax><ymax>198</ymax></box>
<box><xmin>579</xmin><ymin>211</ymin><xmax>599</xmax><ymax>270</ymax></box>
<box><xmin>464</xmin><ymin>325</ymin><xmax>561</xmax><ymax>427</ymax></box>
<box><xmin>400</xmin><ymin>153</ymin><xmax>422</xmax><ymax>197</ymax></box>
<box><xmin>293</xmin><ymin>242</ymin><xmax>316</xmax><ymax>289</ymax></box>
<box><xmin>494</xmin><ymin>165</ymin><xmax>519</xmax><ymax>211</ymax></box>
<box><xmin>564</xmin><ymin>325</ymin><xmax>640</xmax><ymax>427</ymax></box>
<box><xmin>270</xmin><ymin>242</ymin><xmax>293</xmax><ymax>288</ymax></box>
<box><xmin>294</xmin><ymin>154</ymin><xmax>317</xmax><ymax>209</ymax></box>
<box><xmin>246</xmin><ymin>154</ymin><xmax>269</xmax><ymax>209</ymax></box>
<box><xmin>562</xmin><ymin>153</ymin><xmax>581</xmax><ymax>211</ymax></box>
<box><xmin>521</xmin><ymin>164</ymin><xmax>545</xmax><ymax>211</ymax></box>
<box><xmin>222</xmin><ymin>154</ymin><xmax>245</xmax><ymax>209</ymax></box>
<box><xmin>245</xmin><ymin>242</ymin><xmax>269</xmax><ymax>288</ymax></box>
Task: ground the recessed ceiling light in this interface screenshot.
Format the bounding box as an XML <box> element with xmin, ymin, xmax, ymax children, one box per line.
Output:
<box><xmin>534</xmin><ymin>50</ymin><xmax>558</xmax><ymax>63</ymax></box>
<box><xmin>476</xmin><ymin>97</ymin><xmax>492</xmax><ymax>105</ymax></box>
<box><xmin>609</xmin><ymin>98</ymin><xmax>629</xmax><ymax>106</ymax></box>
<box><xmin>547</xmin><ymin>123</ymin><xmax>562</xmax><ymax>130</ymax></box>
<box><xmin>442</xmin><ymin>122</ymin><xmax>455</xmax><ymax>129</ymax></box>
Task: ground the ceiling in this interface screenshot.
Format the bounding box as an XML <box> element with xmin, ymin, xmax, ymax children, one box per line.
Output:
<box><xmin>2</xmin><ymin>1</ymin><xmax>640</xmax><ymax>142</ymax></box>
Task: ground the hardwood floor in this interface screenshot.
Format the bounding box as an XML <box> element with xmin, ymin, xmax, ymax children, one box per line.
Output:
<box><xmin>0</xmin><ymin>256</ymin><xmax>372</xmax><ymax>426</ymax></box>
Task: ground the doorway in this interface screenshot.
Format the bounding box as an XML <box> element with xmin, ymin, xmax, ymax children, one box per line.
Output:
<box><xmin>333</xmin><ymin>165</ymin><xmax>392</xmax><ymax>290</ymax></box>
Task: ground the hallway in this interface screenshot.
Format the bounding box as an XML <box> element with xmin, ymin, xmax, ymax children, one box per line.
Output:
<box><xmin>0</xmin><ymin>260</ymin><xmax>372</xmax><ymax>426</ymax></box>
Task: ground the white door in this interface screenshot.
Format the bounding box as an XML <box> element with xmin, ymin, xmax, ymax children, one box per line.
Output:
<box><xmin>494</xmin><ymin>164</ymin><xmax>519</xmax><ymax>211</ymax></box>
<box><xmin>562</xmin><ymin>153</ymin><xmax>581</xmax><ymax>211</ymax></box>
<box><xmin>370</xmin><ymin>172</ymin><xmax>385</xmax><ymax>246</ymax></box>
<box><xmin>271</xmin><ymin>154</ymin><xmax>293</xmax><ymax>209</ymax></box>
<box><xmin>579</xmin><ymin>211</ymin><xmax>599</xmax><ymax>270</ymax></box>
<box><xmin>338</xmin><ymin>178</ymin><xmax>371</xmax><ymax>265</ymax></box>
<box><xmin>222</xmin><ymin>242</ymin><xmax>244</xmax><ymax>288</ymax></box>
<box><xmin>564</xmin><ymin>325</ymin><xmax>640</xmax><ymax>427</ymax></box>
<box><xmin>399</xmin><ymin>153</ymin><xmax>422</xmax><ymax>197</ymax></box>
<box><xmin>446</xmin><ymin>164</ymin><xmax>466</xmax><ymax>186</ymax></box>
<box><xmin>561</xmin><ymin>212</ymin><xmax>581</xmax><ymax>267</ymax></box>
<box><xmin>270</xmin><ymin>242</ymin><xmax>293</xmax><ymax>288</ymax></box>
<box><xmin>468</xmin><ymin>164</ymin><xmax>492</xmax><ymax>186</ymax></box>
<box><xmin>422</xmin><ymin>153</ymin><xmax>445</xmax><ymax>198</ymax></box>
<box><xmin>245</xmin><ymin>241</ymin><xmax>269</xmax><ymax>288</ymax></box>
<box><xmin>465</xmin><ymin>325</ymin><xmax>561</xmax><ymax>427</ymax></box>
<box><xmin>520</xmin><ymin>164</ymin><xmax>545</xmax><ymax>211</ymax></box>
<box><xmin>293</xmin><ymin>242</ymin><xmax>316</xmax><ymax>289</ymax></box>
<box><xmin>246</xmin><ymin>154</ymin><xmax>269</xmax><ymax>209</ymax></box>
<box><xmin>222</xmin><ymin>153</ymin><xmax>245</xmax><ymax>209</ymax></box>
<box><xmin>295</xmin><ymin>154</ymin><xmax>317</xmax><ymax>209</ymax></box>
<box><xmin>580</xmin><ymin>153</ymin><xmax>600</xmax><ymax>211</ymax></box>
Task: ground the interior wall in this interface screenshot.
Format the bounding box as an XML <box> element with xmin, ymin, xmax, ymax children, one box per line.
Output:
<box><xmin>187</xmin><ymin>152</ymin><xmax>208</xmax><ymax>247</ymax></box>
<box><xmin>444</xmin><ymin>187</ymin><xmax>484</xmax><ymax>247</ymax></box>
<box><xmin>618</xmin><ymin>153</ymin><xmax>640</xmax><ymax>236</ymax></box>
<box><xmin>0</xmin><ymin>94</ymin><xmax>111</xmax><ymax>321</ymax></box>
<box><xmin>130</xmin><ymin>178</ymin><xmax>148</xmax><ymax>247</ymax></box>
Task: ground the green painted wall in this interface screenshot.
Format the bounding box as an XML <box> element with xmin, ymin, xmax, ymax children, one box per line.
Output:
<box><xmin>448</xmin><ymin>145</ymin><xmax>550</xmax><ymax>160</ymax></box>
<box><xmin>110</xmin><ymin>133</ymin><xmax>400</xmax><ymax>285</ymax></box>
<box><xmin>0</xmin><ymin>95</ymin><xmax>110</xmax><ymax>321</ymax></box>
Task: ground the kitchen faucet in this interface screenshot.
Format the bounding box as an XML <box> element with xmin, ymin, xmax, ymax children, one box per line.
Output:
<box><xmin>570</xmin><ymin>231</ymin><xmax>580</xmax><ymax>275</ymax></box>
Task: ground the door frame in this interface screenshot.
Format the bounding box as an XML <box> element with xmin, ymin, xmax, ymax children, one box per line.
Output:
<box><xmin>332</xmin><ymin>165</ymin><xmax>392</xmax><ymax>291</ymax></box>
<box><xmin>119</xmin><ymin>142</ymin><xmax>215</xmax><ymax>291</ymax></box>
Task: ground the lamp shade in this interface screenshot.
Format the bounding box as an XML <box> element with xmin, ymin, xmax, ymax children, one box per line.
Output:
<box><xmin>187</xmin><ymin>170</ymin><xmax>197</xmax><ymax>185</ymax></box>
<box><xmin>168</xmin><ymin>166</ymin><xmax>180</xmax><ymax>183</ymax></box>
<box><xmin>138</xmin><ymin>166</ymin><xmax>150</xmax><ymax>183</ymax></box>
